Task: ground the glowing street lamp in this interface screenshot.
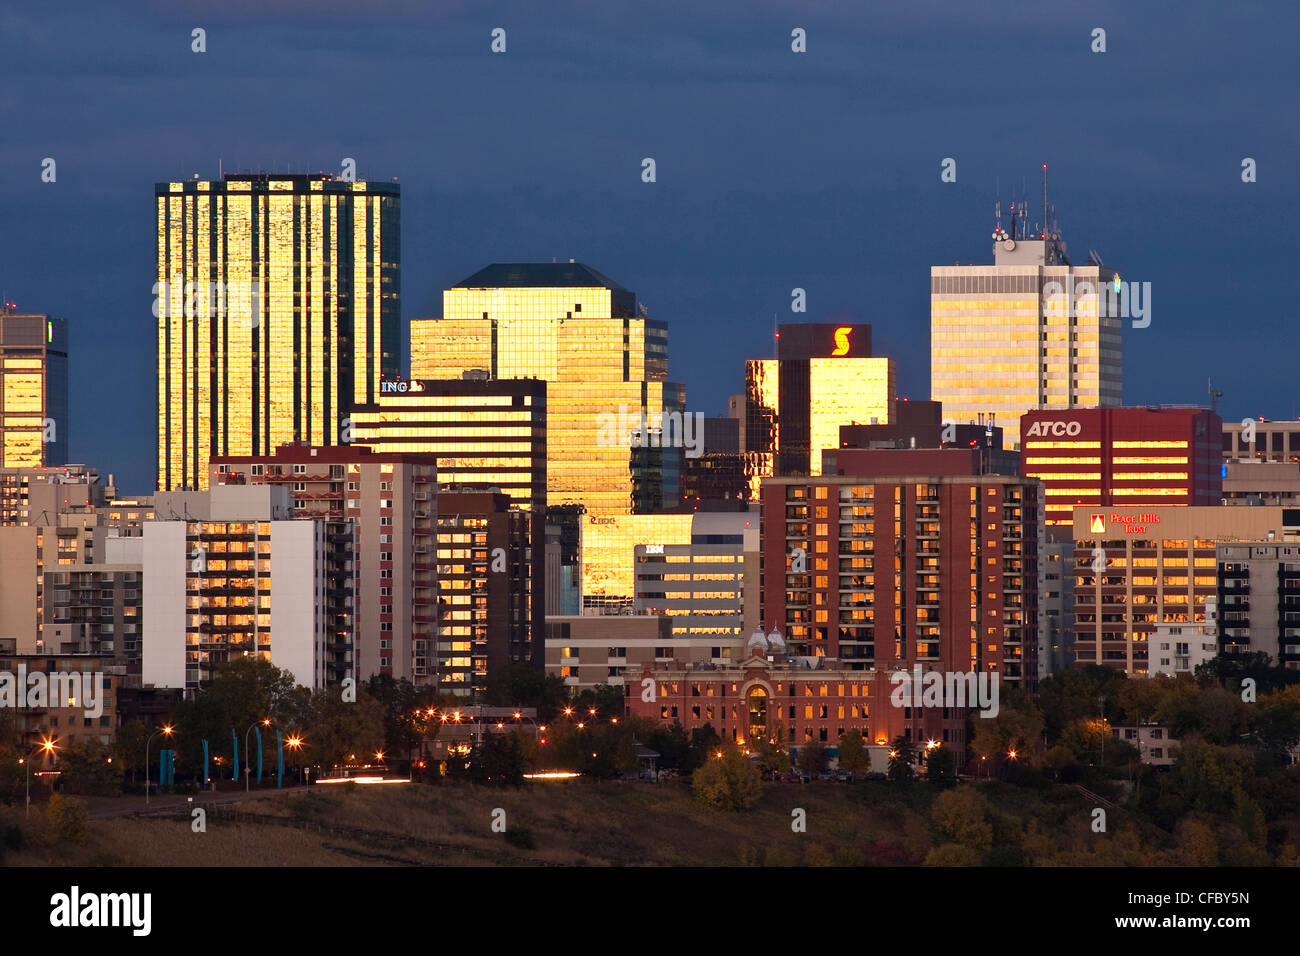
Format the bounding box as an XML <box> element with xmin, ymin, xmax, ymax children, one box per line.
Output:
<box><xmin>22</xmin><ymin>737</ymin><xmax>57</xmax><ymax>817</ymax></box>
<box><xmin>145</xmin><ymin>725</ymin><xmax>174</xmax><ymax>805</ymax></box>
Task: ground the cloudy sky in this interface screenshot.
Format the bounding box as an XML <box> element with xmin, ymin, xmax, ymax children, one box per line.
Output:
<box><xmin>2</xmin><ymin>0</ymin><xmax>1296</xmax><ymax>490</ymax></box>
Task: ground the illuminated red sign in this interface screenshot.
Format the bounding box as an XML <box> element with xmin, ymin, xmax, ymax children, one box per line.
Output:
<box><xmin>830</xmin><ymin>327</ymin><xmax>853</xmax><ymax>356</ymax></box>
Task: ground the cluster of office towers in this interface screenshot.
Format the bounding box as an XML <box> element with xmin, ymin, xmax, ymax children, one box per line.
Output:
<box><xmin>4</xmin><ymin>171</ymin><xmax>1299</xmax><ymax>738</ymax></box>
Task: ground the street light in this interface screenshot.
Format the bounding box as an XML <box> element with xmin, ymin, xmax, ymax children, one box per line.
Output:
<box><xmin>245</xmin><ymin>717</ymin><xmax>271</xmax><ymax>790</ymax></box>
<box><xmin>145</xmin><ymin>725</ymin><xmax>174</xmax><ymax>805</ymax></box>
<box><xmin>21</xmin><ymin>737</ymin><xmax>57</xmax><ymax>817</ymax></box>
<box><xmin>287</xmin><ymin>735</ymin><xmax>304</xmax><ymax>785</ymax></box>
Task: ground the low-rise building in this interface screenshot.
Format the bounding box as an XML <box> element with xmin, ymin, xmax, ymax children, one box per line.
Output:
<box><xmin>1111</xmin><ymin>724</ymin><xmax>1177</xmax><ymax>766</ymax></box>
<box><xmin>1149</xmin><ymin>600</ymin><xmax>1218</xmax><ymax>676</ymax></box>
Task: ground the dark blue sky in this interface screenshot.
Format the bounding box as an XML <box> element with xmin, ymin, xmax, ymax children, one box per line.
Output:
<box><xmin>2</xmin><ymin>0</ymin><xmax>1296</xmax><ymax>492</ymax></box>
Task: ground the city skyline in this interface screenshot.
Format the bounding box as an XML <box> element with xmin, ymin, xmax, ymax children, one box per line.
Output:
<box><xmin>2</xmin><ymin>0</ymin><xmax>1295</xmax><ymax>491</ymax></box>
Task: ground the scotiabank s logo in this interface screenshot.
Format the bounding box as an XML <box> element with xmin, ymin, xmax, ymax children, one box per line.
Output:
<box><xmin>1024</xmin><ymin>420</ymin><xmax>1081</xmax><ymax>438</ymax></box>
<box><xmin>831</xmin><ymin>327</ymin><xmax>852</xmax><ymax>356</ymax></box>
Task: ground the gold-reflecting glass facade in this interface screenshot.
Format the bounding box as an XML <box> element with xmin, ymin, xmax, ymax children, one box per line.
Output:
<box><xmin>930</xmin><ymin>263</ymin><xmax>1122</xmax><ymax>448</ymax></box>
<box><xmin>808</xmin><ymin>358</ymin><xmax>895</xmax><ymax>476</ymax></box>
<box><xmin>743</xmin><ymin>359</ymin><xmax>778</xmax><ymax>499</ymax></box>
<box><xmin>582</xmin><ymin>513</ymin><xmax>694</xmax><ymax>611</ymax></box>
<box><xmin>0</xmin><ymin>313</ymin><xmax>67</xmax><ymax>468</ymax></box>
<box><xmin>351</xmin><ymin>382</ymin><xmax>546</xmax><ymax>512</ymax></box>
<box><xmin>156</xmin><ymin>175</ymin><xmax>399</xmax><ymax>491</ymax></box>
<box><xmin>742</xmin><ymin>354</ymin><xmax>895</xmax><ymax>487</ymax></box>
<box><xmin>410</xmin><ymin>269</ymin><xmax>682</xmax><ymax>514</ymax></box>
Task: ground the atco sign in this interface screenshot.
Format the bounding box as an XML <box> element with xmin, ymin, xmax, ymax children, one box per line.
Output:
<box><xmin>1024</xmin><ymin>420</ymin><xmax>1082</xmax><ymax>438</ymax></box>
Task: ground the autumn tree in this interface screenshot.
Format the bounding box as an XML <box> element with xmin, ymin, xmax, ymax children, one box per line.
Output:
<box><xmin>836</xmin><ymin>729</ymin><xmax>870</xmax><ymax>777</ymax></box>
<box><xmin>692</xmin><ymin>744</ymin><xmax>762</xmax><ymax>811</ymax></box>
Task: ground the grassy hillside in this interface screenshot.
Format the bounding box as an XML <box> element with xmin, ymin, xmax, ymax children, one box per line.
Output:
<box><xmin>4</xmin><ymin>775</ymin><xmax>1298</xmax><ymax>866</ymax></box>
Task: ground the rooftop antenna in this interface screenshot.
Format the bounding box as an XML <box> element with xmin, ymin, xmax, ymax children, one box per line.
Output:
<box><xmin>1208</xmin><ymin>378</ymin><xmax>1223</xmax><ymax>415</ymax></box>
<box><xmin>1042</xmin><ymin>163</ymin><xmax>1048</xmax><ymax>240</ymax></box>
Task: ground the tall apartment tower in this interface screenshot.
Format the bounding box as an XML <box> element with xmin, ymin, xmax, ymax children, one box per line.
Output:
<box><xmin>0</xmin><ymin>308</ymin><xmax>68</xmax><ymax>468</ymax></box>
<box><xmin>436</xmin><ymin>491</ymin><xmax>539</xmax><ymax>697</ymax></box>
<box><xmin>142</xmin><ymin>485</ymin><xmax>356</xmax><ymax>691</ymax></box>
<box><xmin>409</xmin><ymin>263</ymin><xmax>685</xmax><ymax>515</ymax></box>
<box><xmin>930</xmin><ymin>195</ymin><xmax>1122</xmax><ymax>449</ymax></box>
<box><xmin>209</xmin><ymin>445</ymin><xmax>437</xmax><ymax>684</ymax></box>
<box><xmin>155</xmin><ymin>173</ymin><xmax>400</xmax><ymax>491</ymax></box>
<box><xmin>761</xmin><ymin>460</ymin><xmax>1041</xmax><ymax>692</ymax></box>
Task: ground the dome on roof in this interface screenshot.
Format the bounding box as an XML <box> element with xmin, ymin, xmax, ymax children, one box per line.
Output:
<box><xmin>747</xmin><ymin>626</ymin><xmax>768</xmax><ymax>651</ymax></box>
<box><xmin>767</xmin><ymin>627</ymin><xmax>786</xmax><ymax>649</ymax></box>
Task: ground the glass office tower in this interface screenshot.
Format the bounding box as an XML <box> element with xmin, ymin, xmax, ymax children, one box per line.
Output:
<box><xmin>410</xmin><ymin>262</ymin><xmax>684</xmax><ymax>515</ymax></box>
<box><xmin>155</xmin><ymin>173</ymin><xmax>399</xmax><ymax>490</ymax></box>
<box><xmin>742</xmin><ymin>323</ymin><xmax>895</xmax><ymax>492</ymax></box>
<box><xmin>0</xmin><ymin>309</ymin><xmax>68</xmax><ymax>468</ymax></box>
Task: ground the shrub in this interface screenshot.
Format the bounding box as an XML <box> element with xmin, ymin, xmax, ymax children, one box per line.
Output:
<box><xmin>44</xmin><ymin>794</ymin><xmax>90</xmax><ymax>845</ymax></box>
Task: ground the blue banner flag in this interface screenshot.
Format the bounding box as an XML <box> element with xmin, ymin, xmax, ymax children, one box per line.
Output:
<box><xmin>256</xmin><ymin>727</ymin><xmax>263</xmax><ymax>784</ymax></box>
<box><xmin>203</xmin><ymin>739</ymin><xmax>209</xmax><ymax>785</ymax></box>
<box><xmin>277</xmin><ymin>728</ymin><xmax>284</xmax><ymax>788</ymax></box>
<box><xmin>232</xmin><ymin>730</ymin><xmax>239</xmax><ymax>781</ymax></box>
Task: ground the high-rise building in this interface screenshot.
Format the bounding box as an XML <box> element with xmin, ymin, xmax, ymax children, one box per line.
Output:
<box><xmin>142</xmin><ymin>485</ymin><xmax>355</xmax><ymax>692</ymax></box>
<box><xmin>155</xmin><ymin>173</ymin><xmax>399</xmax><ymax>491</ymax></box>
<box><xmin>1020</xmin><ymin>407</ymin><xmax>1222</xmax><ymax>537</ymax></box>
<box><xmin>743</xmin><ymin>323</ymin><xmax>895</xmax><ymax>490</ymax></box>
<box><xmin>209</xmin><ymin>444</ymin><xmax>437</xmax><ymax>684</ymax></box>
<box><xmin>1</xmin><ymin>464</ymin><xmax>114</xmax><ymax>527</ymax></box>
<box><xmin>930</xmin><ymin>208</ymin><xmax>1122</xmax><ymax>449</ymax></box>
<box><xmin>43</xmin><ymin>535</ymin><xmax>144</xmax><ymax>685</ymax></box>
<box><xmin>761</xmin><ymin>468</ymin><xmax>1041</xmax><ymax>691</ymax></box>
<box><xmin>1221</xmin><ymin>460</ymin><xmax>1300</xmax><ymax>507</ymax></box>
<box><xmin>0</xmin><ymin>308</ymin><xmax>68</xmax><ymax>468</ymax></box>
<box><xmin>679</xmin><ymin>417</ymin><xmax>750</xmax><ymax>507</ymax></box>
<box><xmin>1217</xmin><ymin>544</ymin><xmax>1300</xmax><ymax>669</ymax></box>
<box><xmin>1071</xmin><ymin>505</ymin><xmax>1300</xmax><ymax>674</ymax></box>
<box><xmin>1224</xmin><ymin>419</ymin><xmax>1300</xmax><ymax>463</ymax></box>
<box><xmin>409</xmin><ymin>262</ymin><xmax>684</xmax><ymax>514</ymax></box>
<box><xmin>435</xmin><ymin>491</ymin><xmax>540</xmax><ymax>697</ymax></box>
<box><xmin>350</xmin><ymin>376</ymin><xmax>546</xmax><ymax>514</ymax></box>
